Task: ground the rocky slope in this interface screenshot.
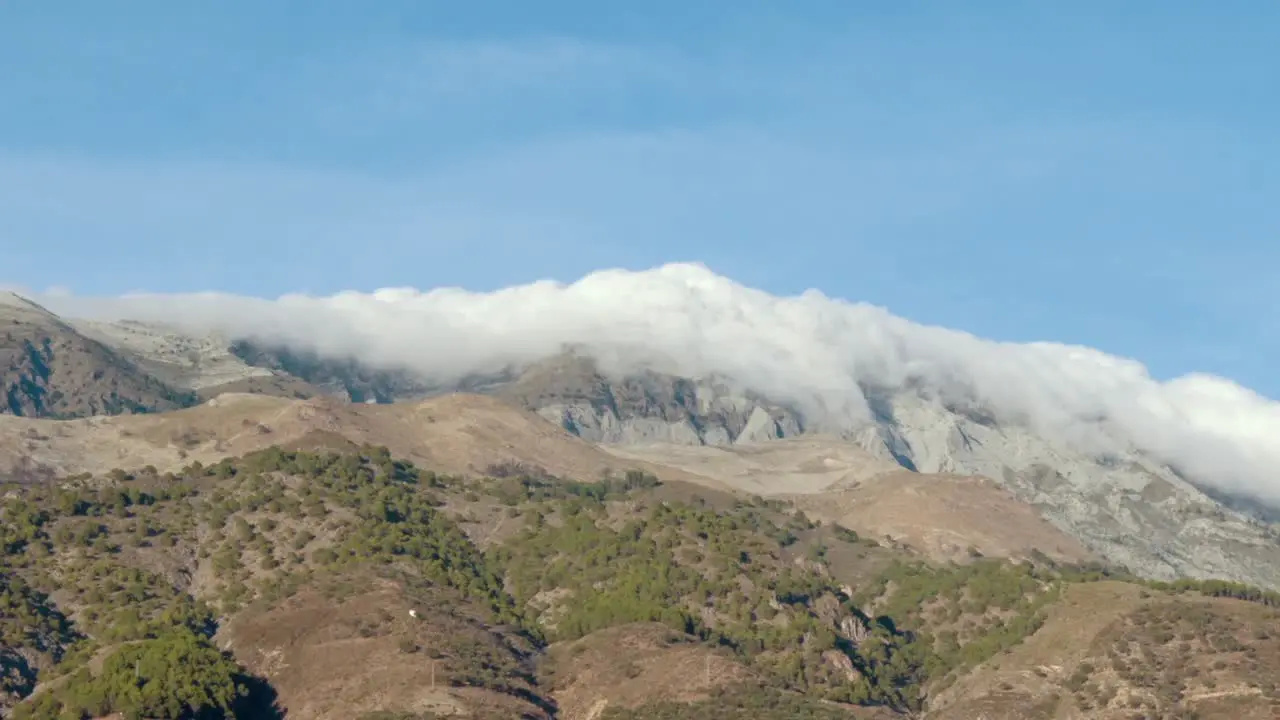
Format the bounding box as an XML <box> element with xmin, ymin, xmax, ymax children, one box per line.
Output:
<box><xmin>12</xmin><ymin>303</ymin><xmax>1280</xmax><ymax>591</ymax></box>
<box><xmin>853</xmin><ymin>389</ymin><xmax>1280</xmax><ymax>587</ymax></box>
<box><xmin>491</xmin><ymin>352</ymin><xmax>805</xmax><ymax>445</ymax></box>
<box><xmin>605</xmin><ymin>437</ymin><xmax>1099</xmax><ymax>566</ymax></box>
<box><xmin>226</xmin><ymin>339</ymin><xmax>431</xmax><ymax>404</ymax></box>
<box><xmin>440</xmin><ymin>353</ymin><xmax>1275</xmax><ymax>589</ymax></box>
<box><xmin>0</xmin><ymin>293</ymin><xmax>196</xmax><ymax>418</ymax></box>
<box><xmin>69</xmin><ymin>319</ymin><xmax>276</xmax><ymax>392</ymax></box>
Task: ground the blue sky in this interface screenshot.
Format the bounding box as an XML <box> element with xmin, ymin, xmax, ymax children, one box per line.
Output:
<box><xmin>2</xmin><ymin>2</ymin><xmax>1278</xmax><ymax>396</ymax></box>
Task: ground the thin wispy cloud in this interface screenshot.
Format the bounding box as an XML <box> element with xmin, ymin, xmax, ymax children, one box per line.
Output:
<box><xmin>0</xmin><ymin>115</ymin><xmax>1188</xmax><ymax>294</ymax></box>
<box><xmin>269</xmin><ymin>35</ymin><xmax>778</xmax><ymax>162</ymax></box>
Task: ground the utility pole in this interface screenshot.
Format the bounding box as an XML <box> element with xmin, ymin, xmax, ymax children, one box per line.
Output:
<box><xmin>705</xmin><ymin>654</ymin><xmax>710</xmax><ymax>686</ymax></box>
<box><xmin>430</xmin><ymin>658</ymin><xmax>436</xmax><ymax>690</ymax></box>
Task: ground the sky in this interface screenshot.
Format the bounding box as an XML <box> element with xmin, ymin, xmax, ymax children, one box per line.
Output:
<box><xmin>2</xmin><ymin>2</ymin><xmax>1278</xmax><ymax>397</ymax></box>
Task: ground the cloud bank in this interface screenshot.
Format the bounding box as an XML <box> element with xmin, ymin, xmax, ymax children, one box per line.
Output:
<box><xmin>28</xmin><ymin>263</ymin><xmax>1280</xmax><ymax>507</ymax></box>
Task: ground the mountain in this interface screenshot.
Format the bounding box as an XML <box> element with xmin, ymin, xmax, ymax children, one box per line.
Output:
<box><xmin>0</xmin><ymin>386</ymin><xmax>1091</xmax><ymax>568</ymax></box>
<box><xmin>463</xmin><ymin>353</ymin><xmax>1278</xmax><ymax>591</ymax></box>
<box><xmin>474</xmin><ymin>354</ymin><xmax>1280</xmax><ymax>590</ymax></box>
<box><xmin>0</xmin><ymin>293</ymin><xmax>197</xmax><ymax>419</ymax></box>
<box><xmin>69</xmin><ymin>319</ymin><xmax>327</xmax><ymax>403</ymax></box>
<box><xmin>7</xmin><ymin>299</ymin><xmax>1279</xmax><ymax>594</ymax></box>
<box><xmin>1</xmin><ymin>294</ymin><xmax>1279</xmax><ymax>717</ymax></box>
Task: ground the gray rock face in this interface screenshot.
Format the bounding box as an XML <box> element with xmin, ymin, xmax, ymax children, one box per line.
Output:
<box><xmin>68</xmin><ymin>325</ymin><xmax>1280</xmax><ymax>590</ymax></box>
<box><xmin>226</xmin><ymin>339</ymin><xmax>431</xmax><ymax>404</ymax></box>
<box><xmin>486</xmin><ymin>354</ymin><xmax>1280</xmax><ymax>590</ymax></box>
<box><xmin>848</xmin><ymin>390</ymin><xmax>1280</xmax><ymax>588</ymax></box>
<box><xmin>488</xmin><ymin>353</ymin><xmax>806</xmax><ymax>445</ymax></box>
<box><xmin>71</xmin><ymin>319</ymin><xmax>276</xmax><ymax>391</ymax></box>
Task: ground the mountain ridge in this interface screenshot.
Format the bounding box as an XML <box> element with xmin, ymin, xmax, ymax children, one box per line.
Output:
<box><xmin>3</xmin><ymin>294</ymin><xmax>1278</xmax><ymax>592</ymax></box>
<box><xmin>3</xmin><ymin>290</ymin><xmax>1280</xmax><ymax>717</ymax></box>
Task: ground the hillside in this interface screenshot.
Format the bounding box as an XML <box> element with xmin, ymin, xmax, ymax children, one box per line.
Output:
<box><xmin>226</xmin><ymin>340</ymin><xmax>432</xmax><ymax>404</ymax></box>
<box><xmin>0</xmin><ymin>293</ymin><xmax>196</xmax><ymax>419</ymax></box>
<box><xmin>0</xmin><ymin>393</ymin><xmax>1092</xmax><ymax>571</ymax></box>
<box><xmin>0</xmin><ymin>444</ymin><xmax>896</xmax><ymax>718</ymax></box>
<box><xmin>8</xmin><ymin>297</ymin><xmax>1280</xmax><ymax>587</ymax></box>
<box><xmin>1</xmin><ymin>445</ymin><xmax>1277</xmax><ymax>719</ymax></box>
<box><xmin>927</xmin><ymin>581</ymin><xmax>1280</xmax><ymax>719</ymax></box>
<box><xmin>62</xmin><ymin>315</ymin><xmax>1280</xmax><ymax>593</ymax></box>
<box><xmin>496</xmin><ymin>360</ymin><xmax>1280</xmax><ymax>590</ymax></box>
<box><xmin>603</xmin><ymin>438</ymin><xmax>1097</xmax><ymax>565</ymax></box>
<box><xmin>69</xmin><ymin>320</ymin><xmax>280</xmax><ymax>395</ymax></box>
<box><xmin>0</xmin><ymin>392</ymin><xmax>714</xmax><ymax>490</ymax></box>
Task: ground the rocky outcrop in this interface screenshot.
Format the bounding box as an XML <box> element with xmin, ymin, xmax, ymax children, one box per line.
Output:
<box><xmin>490</xmin><ymin>353</ymin><xmax>805</xmax><ymax>445</ymax></box>
<box><xmin>844</xmin><ymin>389</ymin><xmax>1280</xmax><ymax>587</ymax></box>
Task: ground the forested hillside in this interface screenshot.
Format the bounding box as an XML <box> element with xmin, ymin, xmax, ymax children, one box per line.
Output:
<box><xmin>0</xmin><ymin>447</ymin><xmax>1277</xmax><ymax>719</ymax></box>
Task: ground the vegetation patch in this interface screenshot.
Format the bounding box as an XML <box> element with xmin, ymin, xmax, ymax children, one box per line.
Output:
<box><xmin>2</xmin><ymin>446</ymin><xmax>1278</xmax><ymax>718</ymax></box>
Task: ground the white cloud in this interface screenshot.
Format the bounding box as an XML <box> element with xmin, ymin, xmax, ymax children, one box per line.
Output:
<box><xmin>30</xmin><ymin>262</ymin><xmax>1280</xmax><ymax>507</ymax></box>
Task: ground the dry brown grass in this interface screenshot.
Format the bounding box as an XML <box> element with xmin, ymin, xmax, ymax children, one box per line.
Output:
<box><xmin>605</xmin><ymin>437</ymin><xmax>1092</xmax><ymax>565</ymax></box>
<box><xmin>220</xmin><ymin>577</ymin><xmax>549</xmax><ymax>719</ymax></box>
<box><xmin>927</xmin><ymin>582</ymin><xmax>1147</xmax><ymax>718</ymax></box>
<box><xmin>0</xmin><ymin>393</ymin><xmax>717</xmax><ymax>488</ymax></box>
<box><xmin>544</xmin><ymin>623</ymin><xmax>754</xmax><ymax>720</ymax></box>
<box><xmin>602</xmin><ymin>436</ymin><xmax>901</xmax><ymax>496</ymax></box>
<box><xmin>790</xmin><ymin>470</ymin><xmax>1097</xmax><ymax>565</ymax></box>
<box><xmin>928</xmin><ymin>582</ymin><xmax>1280</xmax><ymax>719</ymax></box>
<box><xmin>194</xmin><ymin>373</ymin><xmax>323</xmax><ymax>402</ymax></box>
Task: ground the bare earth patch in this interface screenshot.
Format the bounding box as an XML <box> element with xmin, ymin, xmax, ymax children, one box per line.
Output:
<box><xmin>546</xmin><ymin>622</ymin><xmax>754</xmax><ymax>720</ymax></box>
<box><xmin>603</xmin><ymin>437</ymin><xmax>1092</xmax><ymax>564</ymax></box>
<box><xmin>928</xmin><ymin>582</ymin><xmax>1280</xmax><ymax>719</ymax></box>
<box><xmin>790</xmin><ymin>470</ymin><xmax>1097</xmax><ymax>565</ymax></box>
<box><xmin>219</xmin><ymin>578</ymin><xmax>546</xmax><ymax>719</ymax></box>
